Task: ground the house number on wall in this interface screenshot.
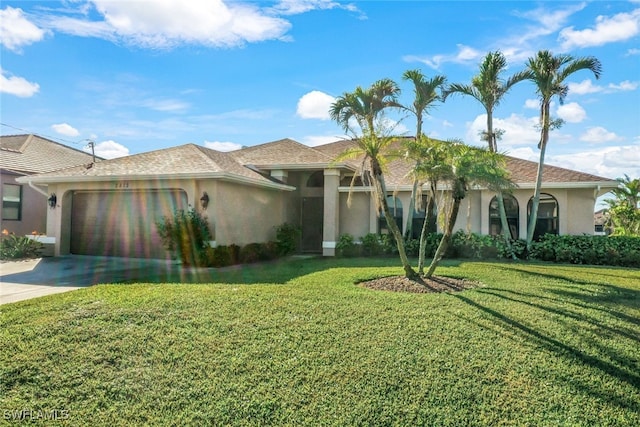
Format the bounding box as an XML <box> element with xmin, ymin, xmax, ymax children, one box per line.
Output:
<box><xmin>115</xmin><ymin>182</ymin><xmax>130</xmax><ymax>189</ymax></box>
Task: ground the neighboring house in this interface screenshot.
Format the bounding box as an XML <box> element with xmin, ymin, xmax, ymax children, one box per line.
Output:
<box><xmin>18</xmin><ymin>138</ymin><xmax>618</xmax><ymax>258</ymax></box>
<box><xmin>1</xmin><ymin>134</ymin><xmax>98</xmax><ymax>237</ymax></box>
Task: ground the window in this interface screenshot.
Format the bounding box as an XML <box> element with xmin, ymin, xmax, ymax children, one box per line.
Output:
<box><xmin>527</xmin><ymin>193</ymin><xmax>558</xmax><ymax>240</ymax></box>
<box><xmin>410</xmin><ymin>195</ymin><xmax>436</xmax><ymax>239</ymax></box>
<box><xmin>379</xmin><ymin>196</ymin><xmax>403</xmax><ymax>234</ymax></box>
<box><xmin>2</xmin><ymin>184</ymin><xmax>22</xmax><ymax>220</ymax></box>
<box><xmin>489</xmin><ymin>194</ymin><xmax>519</xmax><ymax>239</ymax></box>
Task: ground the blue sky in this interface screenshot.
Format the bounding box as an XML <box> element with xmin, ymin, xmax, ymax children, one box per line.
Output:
<box><xmin>1</xmin><ymin>0</ymin><xmax>639</xmax><ymax>184</ymax></box>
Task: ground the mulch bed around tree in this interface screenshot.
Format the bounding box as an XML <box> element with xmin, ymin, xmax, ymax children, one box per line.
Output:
<box><xmin>358</xmin><ymin>275</ymin><xmax>479</xmax><ymax>293</ymax></box>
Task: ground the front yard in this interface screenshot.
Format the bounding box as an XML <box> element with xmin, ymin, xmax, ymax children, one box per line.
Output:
<box><xmin>1</xmin><ymin>258</ymin><xmax>639</xmax><ymax>425</ymax></box>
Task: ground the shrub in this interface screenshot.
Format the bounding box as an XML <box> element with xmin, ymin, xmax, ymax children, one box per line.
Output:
<box><xmin>529</xmin><ymin>234</ymin><xmax>640</xmax><ymax>267</ymax></box>
<box><xmin>205</xmin><ymin>245</ymin><xmax>233</xmax><ymax>268</ymax></box>
<box><xmin>450</xmin><ymin>231</ymin><xmax>497</xmax><ymax>259</ymax></box>
<box><xmin>0</xmin><ymin>231</ymin><xmax>44</xmax><ymax>260</ymax></box>
<box><xmin>336</xmin><ymin>234</ymin><xmax>360</xmax><ymax>257</ymax></box>
<box><xmin>275</xmin><ymin>223</ymin><xmax>302</xmax><ymax>256</ymax></box>
<box><xmin>156</xmin><ymin>208</ymin><xmax>212</xmax><ymax>267</ymax></box>
<box><xmin>239</xmin><ymin>242</ymin><xmax>279</xmax><ymax>264</ymax></box>
<box><xmin>360</xmin><ymin>233</ymin><xmax>383</xmax><ymax>256</ymax></box>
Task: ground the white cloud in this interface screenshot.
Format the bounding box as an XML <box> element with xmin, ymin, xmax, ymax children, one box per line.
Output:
<box><xmin>466</xmin><ymin>113</ymin><xmax>540</xmax><ymax>147</ymax></box>
<box><xmin>608</xmin><ymin>80</ymin><xmax>638</xmax><ymax>91</ymax></box>
<box><xmin>0</xmin><ymin>67</ymin><xmax>39</xmax><ymax>97</ymax></box>
<box><xmin>442</xmin><ymin>120</ymin><xmax>453</xmax><ymax>128</ymax></box>
<box><xmin>296</xmin><ymin>90</ymin><xmax>335</xmax><ymax>120</ymax></box>
<box><xmin>559</xmin><ymin>8</ymin><xmax>640</xmax><ymax>49</ymax></box>
<box><xmin>0</xmin><ymin>6</ymin><xmax>46</xmax><ymax>52</ymax></box>
<box><xmin>524</xmin><ymin>99</ymin><xmax>539</xmax><ymax>109</ymax></box>
<box><xmin>627</xmin><ymin>48</ymin><xmax>640</xmax><ymax>56</ymax></box>
<box><xmin>403</xmin><ymin>44</ymin><xmax>482</xmax><ymax>70</ymax></box>
<box><xmin>568</xmin><ymin>79</ymin><xmax>603</xmax><ymax>95</ymax></box>
<box><xmin>271</xmin><ymin>0</ymin><xmax>361</xmax><ymax>16</ymax></box>
<box><xmin>142</xmin><ymin>98</ymin><xmax>190</xmax><ymax>112</ymax></box>
<box><xmin>52</xmin><ymin>123</ymin><xmax>80</xmax><ymax>137</ymax></box>
<box><xmin>548</xmin><ymin>145</ymin><xmax>640</xmax><ymax>179</ymax></box>
<box><xmin>556</xmin><ymin>102</ymin><xmax>586</xmax><ymax>123</ymax></box>
<box><xmin>46</xmin><ymin>0</ymin><xmax>292</xmax><ymax>49</ymax></box>
<box><xmin>204</xmin><ymin>140</ymin><xmax>242</xmax><ymax>151</ymax></box>
<box><xmin>89</xmin><ymin>140</ymin><xmax>129</xmax><ymax>159</ymax></box>
<box><xmin>579</xmin><ymin>126</ymin><xmax>623</xmax><ymax>143</ymax></box>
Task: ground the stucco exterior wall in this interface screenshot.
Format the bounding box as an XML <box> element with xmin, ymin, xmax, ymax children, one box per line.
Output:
<box><xmin>212</xmin><ymin>180</ymin><xmax>285</xmax><ymax>246</ymax></box>
<box><xmin>1</xmin><ymin>171</ymin><xmax>47</xmax><ymax>236</ymax></box>
<box><xmin>339</xmin><ymin>192</ymin><xmax>370</xmax><ymax>238</ymax></box>
<box><xmin>565</xmin><ymin>188</ymin><xmax>597</xmax><ymax>235</ymax></box>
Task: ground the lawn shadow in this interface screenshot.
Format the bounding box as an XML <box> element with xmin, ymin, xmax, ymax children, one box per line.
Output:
<box><xmin>452</xmin><ymin>293</ymin><xmax>640</xmax><ymax>410</ymax></box>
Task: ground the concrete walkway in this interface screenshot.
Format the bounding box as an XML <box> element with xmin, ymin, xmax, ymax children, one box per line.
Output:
<box><xmin>0</xmin><ymin>256</ymin><xmax>181</xmax><ymax>305</ymax></box>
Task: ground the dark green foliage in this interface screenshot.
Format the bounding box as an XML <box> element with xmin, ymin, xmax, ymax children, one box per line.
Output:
<box><xmin>275</xmin><ymin>223</ymin><xmax>302</xmax><ymax>256</ymax></box>
<box><xmin>452</xmin><ymin>231</ymin><xmax>497</xmax><ymax>259</ymax></box>
<box><xmin>156</xmin><ymin>208</ymin><xmax>212</xmax><ymax>267</ymax></box>
<box><xmin>336</xmin><ymin>234</ymin><xmax>360</xmax><ymax>257</ymax></box>
<box><xmin>239</xmin><ymin>242</ymin><xmax>279</xmax><ymax>264</ymax></box>
<box><xmin>0</xmin><ymin>233</ymin><xmax>43</xmax><ymax>259</ymax></box>
<box><xmin>529</xmin><ymin>234</ymin><xmax>640</xmax><ymax>267</ymax></box>
<box><xmin>360</xmin><ymin>233</ymin><xmax>383</xmax><ymax>256</ymax></box>
<box><xmin>205</xmin><ymin>245</ymin><xmax>235</xmax><ymax>268</ymax></box>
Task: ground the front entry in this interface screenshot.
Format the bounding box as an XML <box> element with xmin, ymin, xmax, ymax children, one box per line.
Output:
<box><xmin>301</xmin><ymin>197</ymin><xmax>323</xmax><ymax>253</ymax></box>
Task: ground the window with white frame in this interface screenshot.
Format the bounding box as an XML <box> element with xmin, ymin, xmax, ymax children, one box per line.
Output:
<box><xmin>2</xmin><ymin>184</ymin><xmax>22</xmax><ymax>221</ymax></box>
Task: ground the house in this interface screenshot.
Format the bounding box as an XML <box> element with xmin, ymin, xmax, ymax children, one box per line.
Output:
<box><xmin>17</xmin><ymin>137</ymin><xmax>618</xmax><ymax>258</ymax></box>
<box><xmin>1</xmin><ymin>134</ymin><xmax>98</xmax><ymax>239</ymax></box>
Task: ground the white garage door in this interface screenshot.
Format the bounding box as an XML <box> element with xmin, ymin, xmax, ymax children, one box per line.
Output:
<box><xmin>71</xmin><ymin>190</ymin><xmax>188</xmax><ymax>259</ymax></box>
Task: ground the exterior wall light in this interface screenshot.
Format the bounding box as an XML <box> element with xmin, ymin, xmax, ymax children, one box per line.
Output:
<box><xmin>200</xmin><ymin>192</ymin><xmax>209</xmax><ymax>210</ymax></box>
<box><xmin>48</xmin><ymin>193</ymin><xmax>57</xmax><ymax>209</ymax></box>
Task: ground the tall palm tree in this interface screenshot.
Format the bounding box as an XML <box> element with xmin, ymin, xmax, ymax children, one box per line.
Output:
<box><xmin>526</xmin><ymin>50</ymin><xmax>602</xmax><ymax>248</ymax></box>
<box><xmin>421</xmin><ymin>141</ymin><xmax>514</xmax><ymax>278</ymax></box>
<box><xmin>401</xmin><ymin>69</ymin><xmax>447</xmax><ymax>240</ymax></box>
<box><xmin>330</xmin><ymin>79</ymin><xmax>418</xmax><ymax>279</ymax></box>
<box><xmin>445</xmin><ymin>51</ymin><xmax>530</xmax><ymax>253</ymax></box>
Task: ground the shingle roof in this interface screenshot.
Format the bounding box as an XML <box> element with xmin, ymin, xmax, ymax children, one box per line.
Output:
<box><xmin>315</xmin><ymin>138</ymin><xmax>617</xmax><ymax>187</ymax></box>
<box><xmin>230</xmin><ymin>138</ymin><xmax>335</xmax><ymax>167</ymax></box>
<box><xmin>21</xmin><ymin>144</ymin><xmax>284</xmax><ymax>187</ymax></box>
<box><xmin>0</xmin><ymin>134</ymin><xmax>98</xmax><ymax>174</ymax></box>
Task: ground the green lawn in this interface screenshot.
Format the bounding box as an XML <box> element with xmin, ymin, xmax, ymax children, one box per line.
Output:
<box><xmin>1</xmin><ymin>258</ymin><xmax>639</xmax><ymax>426</ymax></box>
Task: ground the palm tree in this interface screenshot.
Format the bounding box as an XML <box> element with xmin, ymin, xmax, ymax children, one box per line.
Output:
<box><xmin>604</xmin><ymin>175</ymin><xmax>640</xmax><ymax>236</ymax></box>
<box><xmin>421</xmin><ymin>141</ymin><xmax>514</xmax><ymax>278</ymax></box>
<box><xmin>445</xmin><ymin>51</ymin><xmax>530</xmax><ymax>253</ymax></box>
<box><xmin>401</xmin><ymin>69</ymin><xmax>447</xmax><ymax>240</ymax></box>
<box><xmin>330</xmin><ymin>79</ymin><xmax>418</xmax><ymax>279</ymax></box>
<box><xmin>525</xmin><ymin>50</ymin><xmax>602</xmax><ymax>248</ymax></box>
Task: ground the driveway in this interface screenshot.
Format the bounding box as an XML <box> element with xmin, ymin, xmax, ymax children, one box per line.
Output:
<box><xmin>0</xmin><ymin>255</ymin><xmax>182</xmax><ymax>305</ymax></box>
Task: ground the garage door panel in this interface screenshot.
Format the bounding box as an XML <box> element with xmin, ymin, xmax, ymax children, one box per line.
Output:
<box><xmin>71</xmin><ymin>190</ymin><xmax>187</xmax><ymax>258</ymax></box>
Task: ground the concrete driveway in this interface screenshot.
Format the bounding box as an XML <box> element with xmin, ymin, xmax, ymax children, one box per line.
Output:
<box><xmin>0</xmin><ymin>256</ymin><xmax>182</xmax><ymax>305</ymax></box>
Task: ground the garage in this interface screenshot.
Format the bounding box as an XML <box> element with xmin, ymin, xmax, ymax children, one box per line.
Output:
<box><xmin>70</xmin><ymin>189</ymin><xmax>188</xmax><ymax>259</ymax></box>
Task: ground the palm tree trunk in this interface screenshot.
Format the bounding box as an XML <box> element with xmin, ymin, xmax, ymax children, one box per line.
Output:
<box><xmin>425</xmin><ymin>196</ymin><xmax>462</xmax><ymax>278</ymax></box>
<box><xmin>418</xmin><ymin>184</ymin><xmax>437</xmax><ymax>274</ymax></box>
<box><xmin>404</xmin><ymin>176</ymin><xmax>419</xmax><ymax>240</ymax></box>
<box><xmin>527</xmin><ymin>102</ymin><xmax>551</xmax><ymax>249</ymax></box>
<box><xmin>373</xmin><ymin>169</ymin><xmax>417</xmax><ymax>279</ymax></box>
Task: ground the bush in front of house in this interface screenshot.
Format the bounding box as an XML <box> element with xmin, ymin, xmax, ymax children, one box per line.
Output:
<box><xmin>529</xmin><ymin>234</ymin><xmax>640</xmax><ymax>267</ymax></box>
<box><xmin>275</xmin><ymin>223</ymin><xmax>302</xmax><ymax>256</ymax></box>
<box><xmin>239</xmin><ymin>242</ymin><xmax>279</xmax><ymax>264</ymax></box>
<box><xmin>336</xmin><ymin>233</ymin><xmax>360</xmax><ymax>257</ymax></box>
<box><xmin>156</xmin><ymin>208</ymin><xmax>212</xmax><ymax>267</ymax></box>
<box><xmin>0</xmin><ymin>230</ymin><xmax>44</xmax><ymax>260</ymax></box>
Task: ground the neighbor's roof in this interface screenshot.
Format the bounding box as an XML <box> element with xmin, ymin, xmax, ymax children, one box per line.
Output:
<box><xmin>229</xmin><ymin>138</ymin><xmax>348</xmax><ymax>170</ymax></box>
<box><xmin>315</xmin><ymin>138</ymin><xmax>618</xmax><ymax>189</ymax></box>
<box><xmin>18</xmin><ymin>144</ymin><xmax>295</xmax><ymax>190</ymax></box>
<box><xmin>0</xmin><ymin>134</ymin><xmax>98</xmax><ymax>174</ymax></box>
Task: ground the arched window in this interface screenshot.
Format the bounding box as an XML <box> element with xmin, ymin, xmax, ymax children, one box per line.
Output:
<box><xmin>306</xmin><ymin>171</ymin><xmax>324</xmax><ymax>187</ymax></box>
<box><xmin>527</xmin><ymin>193</ymin><xmax>559</xmax><ymax>240</ymax></box>
<box><xmin>489</xmin><ymin>194</ymin><xmax>519</xmax><ymax>239</ymax></box>
<box><xmin>411</xmin><ymin>195</ymin><xmax>436</xmax><ymax>239</ymax></box>
<box><xmin>379</xmin><ymin>196</ymin><xmax>403</xmax><ymax>235</ymax></box>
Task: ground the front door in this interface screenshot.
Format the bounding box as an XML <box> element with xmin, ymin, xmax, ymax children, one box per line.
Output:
<box><xmin>301</xmin><ymin>197</ymin><xmax>323</xmax><ymax>253</ymax></box>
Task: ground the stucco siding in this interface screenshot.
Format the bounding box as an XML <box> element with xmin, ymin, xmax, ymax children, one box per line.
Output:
<box><xmin>339</xmin><ymin>192</ymin><xmax>370</xmax><ymax>238</ymax></box>
<box><xmin>566</xmin><ymin>188</ymin><xmax>597</xmax><ymax>235</ymax></box>
<box><xmin>213</xmin><ymin>180</ymin><xmax>285</xmax><ymax>246</ymax></box>
<box><xmin>1</xmin><ymin>172</ymin><xmax>47</xmax><ymax>236</ymax></box>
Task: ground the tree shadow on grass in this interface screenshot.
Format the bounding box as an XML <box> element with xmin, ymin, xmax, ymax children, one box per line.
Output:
<box><xmin>452</xmin><ymin>293</ymin><xmax>640</xmax><ymax>411</ymax></box>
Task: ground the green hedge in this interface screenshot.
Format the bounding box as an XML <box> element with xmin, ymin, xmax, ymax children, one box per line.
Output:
<box><xmin>335</xmin><ymin>231</ymin><xmax>640</xmax><ymax>268</ymax></box>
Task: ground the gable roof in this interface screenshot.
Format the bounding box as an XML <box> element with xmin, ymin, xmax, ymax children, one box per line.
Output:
<box><xmin>18</xmin><ymin>143</ymin><xmax>294</xmax><ymax>190</ymax></box>
<box><xmin>315</xmin><ymin>138</ymin><xmax>618</xmax><ymax>189</ymax></box>
<box><xmin>229</xmin><ymin>138</ymin><xmax>352</xmax><ymax>170</ymax></box>
<box><xmin>0</xmin><ymin>134</ymin><xmax>98</xmax><ymax>174</ymax></box>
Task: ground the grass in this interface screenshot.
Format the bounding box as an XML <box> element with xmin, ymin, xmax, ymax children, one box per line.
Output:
<box><xmin>1</xmin><ymin>258</ymin><xmax>639</xmax><ymax>426</ymax></box>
